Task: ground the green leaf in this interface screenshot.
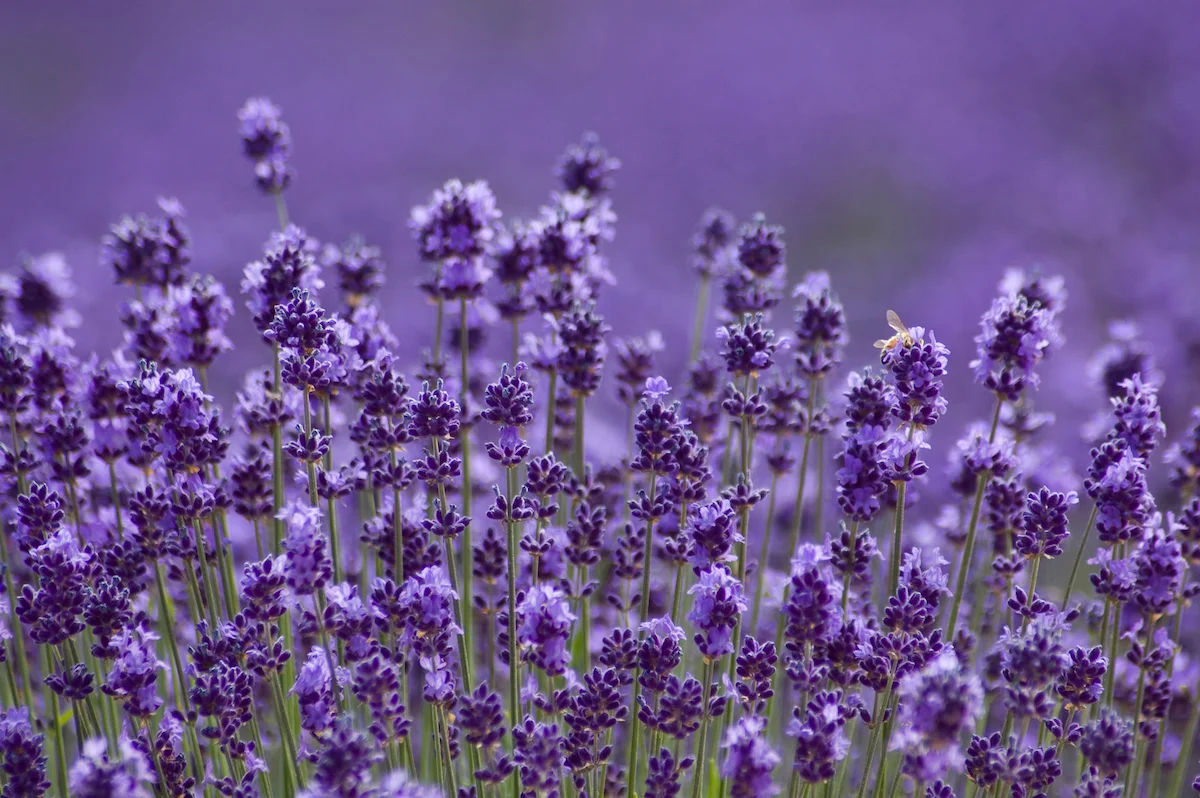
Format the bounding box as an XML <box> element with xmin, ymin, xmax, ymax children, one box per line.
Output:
<box><xmin>55</xmin><ymin>708</ymin><xmax>73</xmax><ymax>731</ymax></box>
<box><xmin>708</xmin><ymin>759</ymin><xmax>721</xmax><ymax>798</ymax></box>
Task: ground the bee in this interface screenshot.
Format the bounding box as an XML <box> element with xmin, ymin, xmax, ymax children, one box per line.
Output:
<box><xmin>873</xmin><ymin>309</ymin><xmax>914</xmax><ymax>351</ymax></box>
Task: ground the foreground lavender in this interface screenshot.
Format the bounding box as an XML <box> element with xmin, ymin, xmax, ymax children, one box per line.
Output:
<box><xmin>0</xmin><ymin>99</ymin><xmax>1198</xmax><ymax>798</ymax></box>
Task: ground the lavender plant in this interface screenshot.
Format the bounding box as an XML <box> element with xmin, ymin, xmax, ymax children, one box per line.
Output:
<box><xmin>3</xmin><ymin>96</ymin><xmax>1200</xmax><ymax>798</ymax></box>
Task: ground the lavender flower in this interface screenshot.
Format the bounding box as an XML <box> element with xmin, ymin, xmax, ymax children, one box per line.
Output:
<box><xmin>893</xmin><ymin>650</ymin><xmax>983</xmax><ymax>781</ymax></box>
<box><xmin>280</xmin><ymin>501</ymin><xmax>332</xmax><ymax>595</ymax></box>
<box><xmin>792</xmin><ymin>272</ymin><xmax>847</xmax><ymax>378</ymax></box>
<box><xmin>238</xmin><ymin>96</ymin><xmax>293</xmax><ymax>193</ymax></box>
<box><xmin>971</xmin><ymin>292</ymin><xmax>1058</xmax><ymax>401</ymax></box>
<box><xmin>688</xmin><ymin>564</ymin><xmax>747</xmax><ymax>659</ymax></box>
<box><xmin>881</xmin><ymin>323</ymin><xmax>949</xmax><ymax>428</ymax></box>
<box><xmin>720</xmin><ymin>716</ymin><xmax>780</xmax><ymax>798</ymax></box>
<box><xmin>1109</xmin><ymin>373</ymin><xmax>1166</xmax><ymax>459</ymax></box>
<box><xmin>1014</xmin><ymin>487</ymin><xmax>1078</xmax><ymax>560</ymax></box>
<box><xmin>693</xmin><ymin>208</ymin><xmax>737</xmax><ymax>278</ymax></box>
<box><xmin>102</xmin><ymin>628</ymin><xmax>164</xmax><ymax>717</ymax></box>
<box><xmin>0</xmin><ymin>708</ymin><xmax>48</xmax><ymax>798</ymax></box>
<box><xmin>410</xmin><ymin>179</ymin><xmax>500</xmax><ymax>264</ymax></box>
<box><xmin>557</xmin><ymin>131</ymin><xmax>620</xmax><ymax>196</ymax></box>
<box><xmin>69</xmin><ymin>738</ymin><xmax>154</xmax><ymax>798</ymax></box>
<box><xmin>517</xmin><ymin>584</ymin><xmax>576</xmax><ymax>676</ymax></box>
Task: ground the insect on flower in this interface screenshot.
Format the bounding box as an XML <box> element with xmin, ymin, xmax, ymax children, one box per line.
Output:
<box><xmin>873</xmin><ymin>309</ymin><xmax>914</xmax><ymax>351</ymax></box>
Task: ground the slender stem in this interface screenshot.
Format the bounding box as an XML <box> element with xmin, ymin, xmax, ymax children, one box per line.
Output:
<box><xmin>43</xmin><ymin>647</ymin><xmax>68</xmax><ymax>798</ymax></box>
<box><xmin>1167</xmin><ymin>665</ymin><xmax>1200</xmax><ymax>797</ymax></box>
<box><xmin>855</xmin><ymin>680</ymin><xmax>890</xmax><ymax>798</ymax></box>
<box><xmin>628</xmin><ymin>471</ymin><xmax>663</xmax><ymax>796</ymax></box>
<box><xmin>690</xmin><ymin>275</ymin><xmax>711</xmax><ymax>363</ymax></box>
<box><xmin>1124</xmin><ymin>615</ymin><xmax>1157</xmax><ymax>797</ymax></box>
<box><xmin>544</xmin><ymin>370</ymin><xmax>558</xmax><ymax>455</ymax></box>
<box><xmin>749</xmin><ymin>472</ymin><xmax>780</xmax><ymax>634</ymax></box>
<box><xmin>273</xmin><ymin>191</ymin><xmax>289</xmax><ymax>230</ymax></box>
<box><xmin>320</xmin><ymin>395</ymin><xmax>343</xmax><ymax>584</ymax></box>
<box><xmin>1104</xmin><ymin>599</ymin><xmax>1120</xmax><ymax>709</ymax></box>
<box><xmin>888</xmin><ymin>480</ymin><xmax>906</xmax><ymax>600</ymax></box>
<box><xmin>458</xmin><ymin>299</ymin><xmax>475</xmax><ymax>688</ymax></box>
<box><xmin>505</xmin><ymin>464</ymin><xmax>521</xmax><ymax>750</ymax></box>
<box><xmin>688</xmin><ymin>659</ymin><xmax>716</xmax><ymax>798</ymax></box>
<box><xmin>788</xmin><ymin>386</ymin><xmax>819</xmax><ymax>557</ymax></box>
<box><xmin>638</xmin><ymin>476</ymin><xmax>660</xmax><ymax>625</ymax></box>
<box><xmin>1060</xmin><ymin>504</ymin><xmax>1098</xmax><ymax>610</ymax></box>
<box><xmin>154</xmin><ymin>563</ymin><xmax>192</xmax><ymax>715</ymax></box>
<box><xmin>272</xmin><ymin>344</ymin><xmax>286</xmax><ymax>554</ymax></box>
<box><xmin>946</xmin><ymin>395</ymin><xmax>1004</xmax><ymax>642</ymax></box>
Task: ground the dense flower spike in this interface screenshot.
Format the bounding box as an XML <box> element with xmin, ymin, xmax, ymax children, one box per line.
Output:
<box><xmin>971</xmin><ymin>292</ymin><xmax>1058</xmax><ymax>401</ymax></box>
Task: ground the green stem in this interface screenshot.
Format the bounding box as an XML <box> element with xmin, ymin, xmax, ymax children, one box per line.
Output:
<box><xmin>320</xmin><ymin>395</ymin><xmax>343</xmax><ymax>584</ymax></box>
<box><xmin>458</xmin><ymin>297</ymin><xmax>475</xmax><ymax>687</ymax></box>
<box><xmin>272</xmin><ymin>344</ymin><xmax>286</xmax><ymax>554</ymax></box>
<box><xmin>688</xmin><ymin>660</ymin><xmax>717</xmax><ymax>798</ymax></box>
<box><xmin>273</xmin><ymin>191</ymin><xmax>289</xmax><ymax>230</ymax></box>
<box><xmin>690</xmin><ymin>275</ymin><xmax>710</xmax><ymax>363</ymax></box>
<box><xmin>946</xmin><ymin>395</ymin><xmax>1004</xmax><ymax>642</ymax></box>
<box><xmin>1060</xmin><ymin>504</ymin><xmax>1098</xmax><ymax>610</ymax></box>
<box><xmin>749</xmin><ymin>472</ymin><xmax>780</xmax><ymax>634</ymax></box>
<box><xmin>1124</xmin><ymin>615</ymin><xmax>1157</xmax><ymax>797</ymax></box>
<box><xmin>1167</xmin><ymin>666</ymin><xmax>1200</xmax><ymax>797</ymax></box>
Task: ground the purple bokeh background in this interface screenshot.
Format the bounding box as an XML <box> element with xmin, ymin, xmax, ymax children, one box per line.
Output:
<box><xmin>4</xmin><ymin>1</ymin><xmax>1200</xmax><ymax>454</ymax></box>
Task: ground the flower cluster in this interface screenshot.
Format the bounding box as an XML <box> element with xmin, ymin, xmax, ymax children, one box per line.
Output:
<box><xmin>3</xmin><ymin>93</ymin><xmax>1198</xmax><ymax>798</ymax></box>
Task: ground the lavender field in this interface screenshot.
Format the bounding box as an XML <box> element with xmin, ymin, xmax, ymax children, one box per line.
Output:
<box><xmin>2</xmin><ymin>3</ymin><xmax>1200</xmax><ymax>797</ymax></box>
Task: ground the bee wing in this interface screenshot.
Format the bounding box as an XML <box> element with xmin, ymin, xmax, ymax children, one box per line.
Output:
<box><xmin>885</xmin><ymin>309</ymin><xmax>909</xmax><ymax>337</ymax></box>
<box><xmin>873</xmin><ymin>338</ymin><xmax>890</xmax><ymax>349</ymax></box>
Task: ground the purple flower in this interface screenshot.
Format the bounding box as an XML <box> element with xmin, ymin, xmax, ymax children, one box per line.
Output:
<box><xmin>893</xmin><ymin>650</ymin><xmax>983</xmax><ymax>780</ymax></box>
<box><xmin>688</xmin><ymin>565</ymin><xmax>747</xmax><ymax>659</ymax></box>
<box><xmin>1013</xmin><ymin>487</ymin><xmax>1078</xmax><ymax>560</ymax></box>
<box><xmin>241</xmin><ymin>226</ymin><xmax>324</xmax><ymax>335</ymax></box>
<box><xmin>373</xmin><ymin>771</ymin><xmax>444</xmax><ymax>798</ymax></box>
<box><xmin>102</xmin><ymin>628</ymin><xmax>164</xmax><ymax>718</ymax></box>
<box><xmin>1086</xmin><ymin>441</ymin><xmax>1151</xmax><ymax>545</ymax></box>
<box><xmin>686</xmin><ymin>498</ymin><xmax>741</xmax><ymax>571</ymax></box>
<box><xmin>238</xmin><ymin>97</ymin><xmax>290</xmax><ymax>162</ymax></box>
<box><xmin>1131</xmin><ymin>524</ymin><xmax>1186</xmax><ymax>616</ymax></box>
<box><xmin>512</xmin><ymin>716</ymin><xmax>564</xmax><ymax>796</ymax></box>
<box><xmin>290</xmin><ymin>647</ymin><xmax>336</xmax><ymax>735</ymax></box>
<box><xmin>69</xmin><ymin>738</ymin><xmax>154</xmax><ymax>798</ymax></box>
<box><xmin>1078</xmin><ymin>708</ymin><xmax>1134</xmax><ymax>778</ymax></box>
<box><xmin>792</xmin><ymin>272</ymin><xmax>847</xmax><ymax>378</ymax></box>
<box><xmin>718</xmin><ymin>313</ymin><xmax>784</xmax><ymax>378</ymax></box>
<box><xmin>971</xmin><ymin>292</ymin><xmax>1058</xmax><ymax>401</ymax></box>
<box><xmin>645</xmin><ymin>748</ymin><xmax>694</xmax><ymax>798</ymax></box>
<box><xmin>1166</xmin><ymin>407</ymin><xmax>1200</xmax><ymax>495</ymax></box>
<box><xmin>735</xmin><ymin>213</ymin><xmax>786</xmax><ymax>279</ymax></box>
<box><xmin>1088</xmin><ymin>320</ymin><xmax>1161</xmax><ymax>400</ymax></box>
<box><xmin>410</xmin><ymin>179</ymin><xmax>500</xmax><ymax>264</ymax></box>
<box><xmin>393</xmin><ymin>567</ymin><xmax>462</xmax><ymax>672</ymax></box>
<box><xmin>1109</xmin><ymin>373</ymin><xmax>1166</xmax><ymax>459</ymax></box>
<box><xmin>557</xmin><ymin>131</ymin><xmax>620</xmax><ymax>197</ymax></box>
<box><xmin>881</xmin><ymin>325</ymin><xmax>949</xmax><ymax>428</ymax></box>
<box><xmin>556</xmin><ymin>301</ymin><xmax>610</xmax><ymax>397</ymax></box>
<box><xmin>720</xmin><ymin>716</ymin><xmax>780</xmax><ymax>798</ymax></box>
<box><xmin>1057</xmin><ymin>646</ymin><xmax>1106</xmax><ymax>710</ymax></box>
<box><xmin>0</xmin><ymin>708</ymin><xmax>48</xmax><ymax>798</ymax></box>
<box><xmin>280</xmin><ymin>501</ymin><xmax>331</xmax><ymax>595</ymax></box>
<box><xmin>787</xmin><ymin>691</ymin><xmax>849</xmax><ymax>783</ymax></box>
<box><xmin>999</xmin><ymin>267</ymin><xmax>1067</xmax><ymax>314</ymax></box>
<box><xmin>517</xmin><ymin>584</ymin><xmax>576</xmax><ymax>676</ymax></box>
<box><xmin>693</xmin><ymin>208</ymin><xmax>737</xmax><ymax>278</ymax></box>
<box><xmin>100</xmin><ymin>197</ymin><xmax>191</xmax><ymax>289</ymax></box>
<box><xmin>836</xmin><ymin>423</ymin><xmax>893</xmax><ymax>523</ymax></box>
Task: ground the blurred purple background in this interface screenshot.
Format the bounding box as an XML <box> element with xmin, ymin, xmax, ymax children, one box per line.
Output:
<box><xmin>3</xmin><ymin>1</ymin><xmax>1200</xmax><ymax>452</ymax></box>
